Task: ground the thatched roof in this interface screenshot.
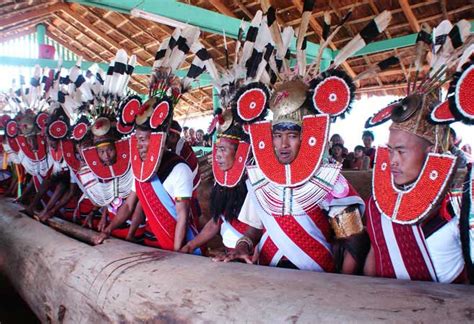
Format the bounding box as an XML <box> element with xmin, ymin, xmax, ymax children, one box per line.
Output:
<box><xmin>1</xmin><ymin>0</ymin><xmax>472</xmax><ymax>117</ymax></box>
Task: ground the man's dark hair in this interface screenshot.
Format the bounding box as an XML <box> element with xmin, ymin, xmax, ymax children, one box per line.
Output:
<box><xmin>183</xmin><ymin>126</ymin><xmax>189</xmax><ymax>131</ymax></box>
<box><xmin>332</xmin><ymin>143</ymin><xmax>345</xmax><ymax>151</ymax></box>
<box><xmin>170</xmin><ymin>120</ymin><xmax>182</xmax><ymax>134</ymax></box>
<box><xmin>196</xmin><ymin>129</ymin><xmax>204</xmax><ymax>134</ymax></box>
<box><xmin>362</xmin><ymin>130</ymin><xmax>374</xmax><ymax>140</ymax></box>
<box><xmin>354</xmin><ymin>145</ymin><xmax>365</xmax><ymax>152</ymax></box>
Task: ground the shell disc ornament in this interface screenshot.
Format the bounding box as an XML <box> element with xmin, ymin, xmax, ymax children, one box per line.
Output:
<box><xmin>35</xmin><ymin>112</ymin><xmax>49</xmax><ymax>131</ymax></box>
<box><xmin>5</xmin><ymin>119</ymin><xmax>18</xmax><ymax>138</ymax></box>
<box><xmin>120</xmin><ymin>96</ymin><xmax>142</xmax><ymax>125</ymax></box>
<box><xmin>149</xmin><ymin>100</ymin><xmax>170</xmax><ymax>129</ymax></box>
<box><xmin>48</xmin><ymin>120</ymin><xmax>69</xmax><ymax>139</ymax></box>
<box><xmin>232</xmin><ymin>82</ymin><xmax>269</xmax><ymax>124</ymax></box>
<box><xmin>429</xmin><ymin>99</ymin><xmax>456</xmax><ymax>124</ymax></box>
<box><xmin>309</xmin><ymin>69</ymin><xmax>355</xmax><ymax>118</ymax></box>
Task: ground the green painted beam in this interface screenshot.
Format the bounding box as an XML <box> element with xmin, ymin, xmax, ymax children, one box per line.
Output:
<box><xmin>352</xmin><ymin>21</ymin><xmax>474</xmax><ymax>57</ymax></box>
<box><xmin>70</xmin><ymin>0</ymin><xmax>473</xmax><ymax>61</ymax></box>
<box><xmin>0</xmin><ymin>56</ymin><xmax>212</xmax><ymax>88</ymax></box>
<box><xmin>36</xmin><ymin>24</ymin><xmax>46</xmax><ymax>46</ymax></box>
<box><xmin>66</xmin><ymin>0</ymin><xmax>333</xmax><ymax>61</ymax></box>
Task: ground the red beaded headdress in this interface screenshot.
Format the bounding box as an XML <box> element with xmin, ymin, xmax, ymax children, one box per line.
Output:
<box><xmin>118</xmin><ymin>27</ymin><xmax>209</xmax><ymax>182</ymax></box>
<box><xmin>368</xmin><ymin>20</ymin><xmax>473</xmax><ymax>224</ymax></box>
<box><xmin>241</xmin><ymin>4</ymin><xmax>391</xmax><ymax>187</ymax></box>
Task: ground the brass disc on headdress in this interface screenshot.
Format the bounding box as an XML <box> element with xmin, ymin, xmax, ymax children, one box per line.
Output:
<box><xmin>217</xmin><ymin>108</ymin><xmax>234</xmax><ymax>133</ymax></box>
<box><xmin>391</xmin><ymin>94</ymin><xmax>423</xmax><ymax>123</ymax></box>
<box><xmin>91</xmin><ymin>117</ymin><xmax>111</xmax><ymax>137</ymax></box>
<box><xmin>270</xmin><ymin>79</ymin><xmax>308</xmax><ymax>116</ymax></box>
<box><xmin>135</xmin><ymin>97</ymin><xmax>156</xmax><ymax>125</ymax></box>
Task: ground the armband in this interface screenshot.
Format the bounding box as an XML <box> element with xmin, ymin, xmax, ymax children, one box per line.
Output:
<box><xmin>329</xmin><ymin>206</ymin><xmax>364</xmax><ymax>239</ymax></box>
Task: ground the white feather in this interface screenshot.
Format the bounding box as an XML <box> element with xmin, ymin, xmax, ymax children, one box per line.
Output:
<box><xmin>240</xmin><ymin>10</ymin><xmax>263</xmax><ymax>67</ymax></box>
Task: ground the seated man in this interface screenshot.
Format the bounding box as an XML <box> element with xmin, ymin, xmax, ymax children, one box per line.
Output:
<box><xmin>364</xmin><ymin>93</ymin><xmax>469</xmax><ymax>283</ymax></box>
<box><xmin>109</xmin><ymin>124</ymin><xmax>200</xmax><ymax>252</ymax></box>
<box><xmin>181</xmin><ymin>118</ymin><xmax>250</xmax><ymax>254</ymax></box>
<box><xmin>216</xmin><ymin>79</ymin><xmax>368</xmax><ymax>274</ymax></box>
<box><xmin>166</xmin><ymin>120</ymin><xmax>202</xmax><ymax>228</ymax></box>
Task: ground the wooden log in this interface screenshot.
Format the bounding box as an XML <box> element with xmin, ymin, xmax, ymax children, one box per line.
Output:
<box><xmin>45</xmin><ymin>217</ymin><xmax>102</xmax><ymax>246</ymax></box>
<box><xmin>0</xmin><ymin>198</ymin><xmax>473</xmax><ymax>323</ymax></box>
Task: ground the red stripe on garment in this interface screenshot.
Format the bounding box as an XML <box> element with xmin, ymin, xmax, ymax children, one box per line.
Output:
<box><xmin>135</xmin><ymin>180</ymin><xmax>176</xmax><ymax>251</ymax></box>
<box><xmin>273</xmin><ymin>215</ymin><xmax>335</xmax><ymax>272</ymax></box>
<box><xmin>366</xmin><ymin>197</ymin><xmax>396</xmax><ymax>278</ymax></box>
<box><xmin>392</xmin><ymin>220</ymin><xmax>432</xmax><ymax>281</ymax></box>
<box><xmin>304</xmin><ymin>206</ymin><xmax>332</xmax><ymax>241</ymax></box>
<box><xmin>229</xmin><ymin>218</ymin><xmax>249</xmax><ymax>235</ymax></box>
<box><xmin>259</xmin><ymin>234</ymin><xmax>279</xmax><ymax>266</ymax></box>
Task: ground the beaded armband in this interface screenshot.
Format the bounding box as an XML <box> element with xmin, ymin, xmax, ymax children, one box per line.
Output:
<box><xmin>329</xmin><ymin>206</ymin><xmax>364</xmax><ymax>239</ymax></box>
<box><xmin>235</xmin><ymin>236</ymin><xmax>254</xmax><ymax>253</ymax></box>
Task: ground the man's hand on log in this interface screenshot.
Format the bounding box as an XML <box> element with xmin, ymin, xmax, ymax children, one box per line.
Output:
<box><xmin>212</xmin><ymin>244</ymin><xmax>258</xmax><ymax>264</ymax></box>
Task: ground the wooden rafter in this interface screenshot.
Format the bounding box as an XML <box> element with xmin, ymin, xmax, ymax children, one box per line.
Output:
<box><xmin>368</xmin><ymin>0</ymin><xmax>410</xmax><ymax>85</ymax></box>
<box><xmin>399</xmin><ymin>0</ymin><xmax>421</xmax><ymax>32</ymax></box>
<box><xmin>0</xmin><ymin>3</ymin><xmax>65</xmax><ymax>29</ymax></box>
<box><xmin>59</xmin><ymin>6</ymin><xmax>151</xmax><ymax>66</ymax></box>
<box><xmin>69</xmin><ymin>4</ymin><xmax>155</xmax><ymax>65</ymax></box>
<box><xmin>0</xmin><ymin>28</ymin><xmax>35</xmax><ymax>43</ymax></box>
<box><xmin>208</xmin><ymin>0</ymin><xmax>236</xmax><ymax>18</ymax></box>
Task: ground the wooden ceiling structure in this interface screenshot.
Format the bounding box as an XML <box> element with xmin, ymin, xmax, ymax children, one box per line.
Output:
<box><xmin>0</xmin><ymin>0</ymin><xmax>473</xmax><ymax>118</ymax></box>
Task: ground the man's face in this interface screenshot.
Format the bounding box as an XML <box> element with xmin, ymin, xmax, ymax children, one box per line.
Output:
<box><xmin>387</xmin><ymin>129</ymin><xmax>432</xmax><ymax>186</ymax></box>
<box><xmin>166</xmin><ymin>132</ymin><xmax>179</xmax><ymax>150</ymax></box>
<box><xmin>215</xmin><ymin>139</ymin><xmax>237</xmax><ymax>171</ymax></box>
<box><xmin>189</xmin><ymin>129</ymin><xmax>195</xmax><ymax>137</ymax></box>
<box><xmin>136</xmin><ymin>128</ymin><xmax>151</xmax><ymax>161</ymax></box>
<box><xmin>354</xmin><ymin>148</ymin><xmax>364</xmax><ymax>159</ymax></box>
<box><xmin>196</xmin><ymin>131</ymin><xmax>204</xmax><ymax>142</ymax></box>
<box><xmin>332</xmin><ymin>146</ymin><xmax>343</xmax><ymax>158</ymax></box>
<box><xmin>272</xmin><ymin>129</ymin><xmax>302</xmax><ymax>164</ymax></box>
<box><xmin>97</xmin><ymin>142</ymin><xmax>117</xmax><ymax>166</ymax></box>
<box><xmin>363</xmin><ymin>135</ymin><xmax>373</xmax><ymax>148</ymax></box>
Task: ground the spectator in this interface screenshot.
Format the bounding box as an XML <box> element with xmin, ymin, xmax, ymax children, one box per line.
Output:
<box><xmin>329</xmin><ymin>134</ymin><xmax>348</xmax><ymax>157</ymax></box>
<box><xmin>183</xmin><ymin>126</ymin><xmax>190</xmax><ymax>142</ymax></box>
<box><xmin>349</xmin><ymin>145</ymin><xmax>371</xmax><ymax>170</ymax></box>
<box><xmin>362</xmin><ymin>130</ymin><xmax>376</xmax><ymax>168</ymax></box>
<box><xmin>331</xmin><ymin>143</ymin><xmax>345</xmax><ymax>164</ymax></box>
<box><xmin>195</xmin><ymin>129</ymin><xmax>205</xmax><ymax>146</ymax></box>
<box><xmin>202</xmin><ymin>134</ymin><xmax>212</xmax><ymax>147</ymax></box>
<box><xmin>188</xmin><ymin>128</ymin><xmax>197</xmax><ymax>146</ymax></box>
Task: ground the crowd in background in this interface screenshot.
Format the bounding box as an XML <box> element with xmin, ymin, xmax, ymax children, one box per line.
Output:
<box><xmin>329</xmin><ymin>129</ymin><xmax>472</xmax><ymax>171</ymax></box>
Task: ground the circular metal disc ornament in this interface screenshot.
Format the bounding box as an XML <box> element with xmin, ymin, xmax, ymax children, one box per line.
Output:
<box><xmin>391</xmin><ymin>94</ymin><xmax>422</xmax><ymax>123</ymax></box>
<box><xmin>91</xmin><ymin>117</ymin><xmax>111</xmax><ymax>137</ymax></box>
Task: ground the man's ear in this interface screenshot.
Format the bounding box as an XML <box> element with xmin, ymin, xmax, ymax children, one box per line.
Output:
<box><xmin>425</xmin><ymin>144</ymin><xmax>434</xmax><ymax>154</ymax></box>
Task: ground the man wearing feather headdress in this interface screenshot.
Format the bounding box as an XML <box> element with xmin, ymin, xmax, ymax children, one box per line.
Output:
<box><xmin>103</xmin><ymin>27</ymin><xmax>210</xmax><ymax>252</ymax></box>
<box><xmin>213</xmin><ymin>2</ymin><xmax>396</xmax><ymax>273</ymax></box>
<box><xmin>363</xmin><ymin>20</ymin><xmax>474</xmax><ymax>283</ymax></box>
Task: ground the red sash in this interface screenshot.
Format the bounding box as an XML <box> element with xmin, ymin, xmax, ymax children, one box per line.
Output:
<box><xmin>135</xmin><ymin>179</ymin><xmax>177</xmax><ymax>251</ymax></box>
